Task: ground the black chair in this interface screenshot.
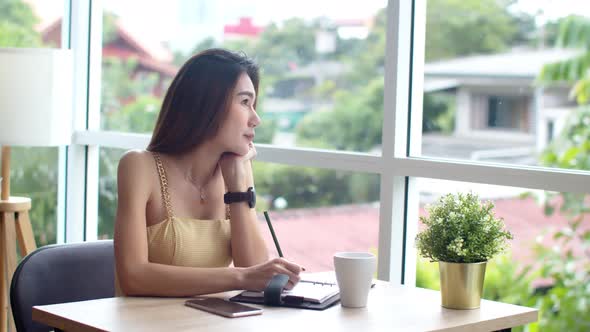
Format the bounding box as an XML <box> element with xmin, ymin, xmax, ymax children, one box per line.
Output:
<box><xmin>10</xmin><ymin>240</ymin><xmax>115</xmax><ymax>332</ymax></box>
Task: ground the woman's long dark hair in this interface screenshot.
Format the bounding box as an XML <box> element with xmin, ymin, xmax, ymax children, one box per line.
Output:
<box><xmin>147</xmin><ymin>49</ymin><xmax>259</xmax><ymax>154</ymax></box>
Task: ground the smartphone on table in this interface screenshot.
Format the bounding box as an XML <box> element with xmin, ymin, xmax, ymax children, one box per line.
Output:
<box><xmin>184</xmin><ymin>297</ymin><xmax>263</xmax><ymax>318</ymax></box>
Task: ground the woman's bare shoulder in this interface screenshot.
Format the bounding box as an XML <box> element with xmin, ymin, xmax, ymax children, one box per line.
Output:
<box><xmin>117</xmin><ymin>150</ymin><xmax>158</xmax><ymax>204</ymax></box>
<box><xmin>119</xmin><ymin>150</ymin><xmax>154</xmax><ymax>168</ymax></box>
<box><xmin>117</xmin><ymin>150</ymin><xmax>157</xmax><ymax>179</ymax></box>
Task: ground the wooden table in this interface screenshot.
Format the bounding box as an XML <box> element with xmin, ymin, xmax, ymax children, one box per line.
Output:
<box><xmin>32</xmin><ymin>277</ymin><xmax>537</xmax><ymax>332</ymax></box>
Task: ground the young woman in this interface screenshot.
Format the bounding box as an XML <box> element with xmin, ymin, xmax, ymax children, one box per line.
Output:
<box><xmin>114</xmin><ymin>49</ymin><xmax>302</xmax><ymax>296</ymax></box>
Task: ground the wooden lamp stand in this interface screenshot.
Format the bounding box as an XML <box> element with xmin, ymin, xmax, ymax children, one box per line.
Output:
<box><xmin>0</xmin><ymin>147</ymin><xmax>37</xmax><ymax>332</ymax></box>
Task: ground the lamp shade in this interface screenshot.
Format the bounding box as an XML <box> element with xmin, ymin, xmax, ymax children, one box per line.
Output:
<box><xmin>0</xmin><ymin>47</ymin><xmax>73</xmax><ymax>146</ymax></box>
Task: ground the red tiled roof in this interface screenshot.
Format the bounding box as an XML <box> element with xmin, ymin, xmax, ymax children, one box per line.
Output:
<box><xmin>224</xmin><ymin>17</ymin><xmax>264</xmax><ymax>37</ymax></box>
<box><xmin>40</xmin><ymin>18</ymin><xmax>178</xmax><ymax>78</ymax></box>
<box><xmin>257</xmin><ymin>197</ymin><xmax>589</xmax><ymax>273</ymax></box>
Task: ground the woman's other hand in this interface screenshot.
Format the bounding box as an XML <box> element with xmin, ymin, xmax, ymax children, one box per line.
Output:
<box><xmin>239</xmin><ymin>257</ymin><xmax>303</xmax><ymax>291</ymax></box>
<box><xmin>219</xmin><ymin>143</ymin><xmax>257</xmax><ymax>192</ymax></box>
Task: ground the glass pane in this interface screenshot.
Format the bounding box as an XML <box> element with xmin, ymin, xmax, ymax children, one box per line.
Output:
<box><xmin>1</xmin><ymin>0</ymin><xmax>65</xmax><ymax>246</ymax></box>
<box><xmin>98</xmin><ymin>147</ymin><xmax>126</xmax><ymax>240</ymax></box>
<box><xmin>412</xmin><ymin>177</ymin><xmax>590</xmax><ymax>330</ymax></box>
<box><xmin>0</xmin><ymin>0</ymin><xmax>63</xmax><ymax>48</ymax></box>
<box><xmin>416</xmin><ymin>1</ymin><xmax>590</xmax><ymax>172</ymax></box>
<box><xmin>253</xmin><ymin>161</ymin><xmax>380</xmax><ymax>271</ymax></box>
<box><xmin>99</xmin><ymin>1</ymin><xmax>386</xmax><ymax>153</ymax></box>
<box><xmin>98</xmin><ymin>149</ymin><xmax>380</xmax><ymax>272</ymax></box>
<box><xmin>9</xmin><ymin>147</ymin><xmax>59</xmax><ymax>246</ymax></box>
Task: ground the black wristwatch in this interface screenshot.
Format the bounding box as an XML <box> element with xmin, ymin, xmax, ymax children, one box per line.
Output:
<box><xmin>224</xmin><ymin>187</ymin><xmax>256</xmax><ymax>208</ymax></box>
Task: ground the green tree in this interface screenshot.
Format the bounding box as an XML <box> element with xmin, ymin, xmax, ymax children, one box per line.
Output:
<box><xmin>539</xmin><ymin>15</ymin><xmax>590</xmax><ymax>105</ymax></box>
<box><xmin>296</xmin><ymin>78</ymin><xmax>383</xmax><ymax>151</ymax></box>
<box><xmin>98</xmin><ymin>12</ymin><xmax>167</xmax><ymax>236</ymax></box>
<box><xmin>539</xmin><ymin>15</ymin><xmax>590</xmax><ymax>216</ymax></box>
<box><xmin>0</xmin><ymin>0</ymin><xmax>42</xmax><ymax>47</ymax></box>
<box><xmin>425</xmin><ymin>0</ymin><xmax>519</xmax><ymax>61</ymax></box>
<box><xmin>251</xmin><ymin>18</ymin><xmax>317</xmax><ymax>77</ymax></box>
<box><xmin>173</xmin><ymin>37</ymin><xmax>217</xmax><ymax>66</ymax></box>
<box><xmin>528</xmin><ymin>15</ymin><xmax>590</xmax><ymax>331</ymax></box>
<box><xmin>343</xmin><ymin>8</ymin><xmax>387</xmax><ymax>85</ymax></box>
<box><xmin>10</xmin><ymin>147</ymin><xmax>58</xmax><ymax>246</ymax></box>
<box><xmin>98</xmin><ymin>62</ymin><xmax>162</xmax><ymax>237</ymax></box>
<box><xmin>423</xmin><ymin>93</ymin><xmax>456</xmax><ymax>133</ymax></box>
<box><xmin>101</xmin><ymin>57</ymin><xmax>160</xmax><ymax>125</ymax></box>
<box><xmin>102</xmin><ymin>11</ymin><xmax>119</xmax><ymax>46</ymax></box>
<box><xmin>253</xmin><ymin>163</ymin><xmax>379</xmax><ymax>210</ymax></box>
<box><xmin>98</xmin><ymin>148</ymin><xmax>126</xmax><ymax>238</ymax></box>
<box><xmin>103</xmin><ymin>95</ymin><xmax>161</xmax><ymax>133</ymax></box>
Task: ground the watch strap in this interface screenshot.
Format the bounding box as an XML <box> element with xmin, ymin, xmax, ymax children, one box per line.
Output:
<box><xmin>264</xmin><ymin>274</ymin><xmax>289</xmax><ymax>306</ymax></box>
<box><xmin>224</xmin><ymin>191</ymin><xmax>250</xmax><ymax>204</ymax></box>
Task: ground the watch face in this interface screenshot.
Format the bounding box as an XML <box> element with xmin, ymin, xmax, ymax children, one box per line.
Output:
<box><xmin>248</xmin><ymin>187</ymin><xmax>256</xmax><ymax>208</ymax></box>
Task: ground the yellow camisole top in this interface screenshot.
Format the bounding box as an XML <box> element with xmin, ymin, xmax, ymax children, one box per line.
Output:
<box><xmin>115</xmin><ymin>152</ymin><xmax>232</xmax><ymax>296</ymax></box>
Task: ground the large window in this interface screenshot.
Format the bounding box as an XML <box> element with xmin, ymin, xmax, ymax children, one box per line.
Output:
<box><xmin>1</xmin><ymin>0</ymin><xmax>65</xmax><ymax>246</ymax></box>
<box><xmin>99</xmin><ymin>0</ymin><xmax>387</xmax><ymax>153</ymax></box>
<box><xmin>417</xmin><ymin>0</ymin><xmax>586</xmax><ymax>169</ymax></box>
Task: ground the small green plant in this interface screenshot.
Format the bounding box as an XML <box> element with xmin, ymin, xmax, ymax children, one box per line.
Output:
<box><xmin>415</xmin><ymin>192</ymin><xmax>513</xmax><ymax>263</ymax></box>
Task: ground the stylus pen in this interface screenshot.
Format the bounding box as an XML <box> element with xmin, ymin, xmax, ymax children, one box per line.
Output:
<box><xmin>263</xmin><ymin>211</ymin><xmax>284</xmax><ymax>257</ymax></box>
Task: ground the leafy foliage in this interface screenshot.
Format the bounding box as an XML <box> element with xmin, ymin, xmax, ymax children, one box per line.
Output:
<box><xmin>0</xmin><ymin>0</ymin><xmax>41</xmax><ymax>47</ymax></box>
<box><xmin>100</xmin><ymin>57</ymin><xmax>160</xmax><ymax>122</ymax></box>
<box><xmin>103</xmin><ymin>95</ymin><xmax>160</xmax><ymax>133</ymax></box>
<box><xmin>425</xmin><ymin>0</ymin><xmax>520</xmax><ymax>61</ymax></box>
<box><xmin>539</xmin><ymin>15</ymin><xmax>590</xmax><ymax>105</ymax></box>
<box><xmin>253</xmin><ymin>18</ymin><xmax>318</xmax><ymax>77</ymax></box>
<box><xmin>415</xmin><ymin>257</ymin><xmax>440</xmax><ymax>290</ymax></box>
<box><xmin>529</xmin><ymin>14</ymin><xmax>590</xmax><ymax>331</ymax></box>
<box><xmin>10</xmin><ymin>147</ymin><xmax>58</xmax><ymax>246</ymax></box>
<box><xmin>295</xmin><ymin>78</ymin><xmax>383</xmax><ymax>151</ymax></box>
<box><xmin>252</xmin><ymin>162</ymin><xmax>379</xmax><ymax>210</ymax></box>
<box><xmin>482</xmin><ymin>253</ymin><xmax>537</xmax><ymax>305</ymax></box>
<box><xmin>538</xmin><ymin>16</ymin><xmax>590</xmax><ymax>227</ymax></box>
<box><xmin>524</xmin><ymin>220</ymin><xmax>590</xmax><ymax>331</ymax></box>
<box><xmin>541</xmin><ymin>106</ymin><xmax>590</xmax><ymax>174</ymax></box>
<box><xmin>423</xmin><ymin>93</ymin><xmax>456</xmax><ymax>133</ymax></box>
<box><xmin>415</xmin><ymin>192</ymin><xmax>513</xmax><ymax>263</ymax></box>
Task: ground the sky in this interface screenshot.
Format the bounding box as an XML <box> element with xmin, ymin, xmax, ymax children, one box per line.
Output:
<box><xmin>25</xmin><ymin>0</ymin><xmax>589</xmax><ymax>53</ymax></box>
<box><xmin>101</xmin><ymin>0</ymin><xmax>388</xmax><ymax>52</ymax></box>
<box><xmin>510</xmin><ymin>0</ymin><xmax>590</xmax><ymax>24</ymax></box>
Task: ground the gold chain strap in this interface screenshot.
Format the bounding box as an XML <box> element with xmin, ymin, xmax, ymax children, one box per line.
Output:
<box><xmin>153</xmin><ymin>152</ymin><xmax>231</xmax><ymax>220</ymax></box>
<box><xmin>153</xmin><ymin>152</ymin><xmax>174</xmax><ymax>220</ymax></box>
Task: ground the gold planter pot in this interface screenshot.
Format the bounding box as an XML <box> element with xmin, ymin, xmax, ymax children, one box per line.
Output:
<box><xmin>439</xmin><ymin>261</ymin><xmax>487</xmax><ymax>309</ymax></box>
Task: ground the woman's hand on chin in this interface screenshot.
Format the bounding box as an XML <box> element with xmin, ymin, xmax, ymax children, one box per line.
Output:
<box><xmin>219</xmin><ymin>143</ymin><xmax>257</xmax><ymax>191</ymax></box>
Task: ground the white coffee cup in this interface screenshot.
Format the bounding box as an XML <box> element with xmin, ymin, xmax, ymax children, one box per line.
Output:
<box><xmin>333</xmin><ymin>252</ymin><xmax>376</xmax><ymax>308</ymax></box>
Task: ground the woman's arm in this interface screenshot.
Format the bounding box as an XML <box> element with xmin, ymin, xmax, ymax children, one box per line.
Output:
<box><xmin>114</xmin><ymin>150</ymin><xmax>300</xmax><ymax>296</ymax></box>
<box><xmin>114</xmin><ymin>150</ymin><xmax>239</xmax><ymax>296</ymax></box>
<box><xmin>219</xmin><ymin>146</ymin><xmax>270</xmax><ymax>267</ymax></box>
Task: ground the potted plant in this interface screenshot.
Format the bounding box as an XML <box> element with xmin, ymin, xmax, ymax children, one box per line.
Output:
<box><xmin>415</xmin><ymin>192</ymin><xmax>513</xmax><ymax>309</ymax></box>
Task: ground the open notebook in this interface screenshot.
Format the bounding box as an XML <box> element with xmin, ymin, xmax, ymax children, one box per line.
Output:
<box><xmin>239</xmin><ymin>279</ymin><xmax>339</xmax><ymax>304</ymax></box>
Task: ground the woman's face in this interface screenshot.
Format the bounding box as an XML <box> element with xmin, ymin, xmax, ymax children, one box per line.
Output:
<box><xmin>214</xmin><ymin>72</ymin><xmax>261</xmax><ymax>155</ymax></box>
